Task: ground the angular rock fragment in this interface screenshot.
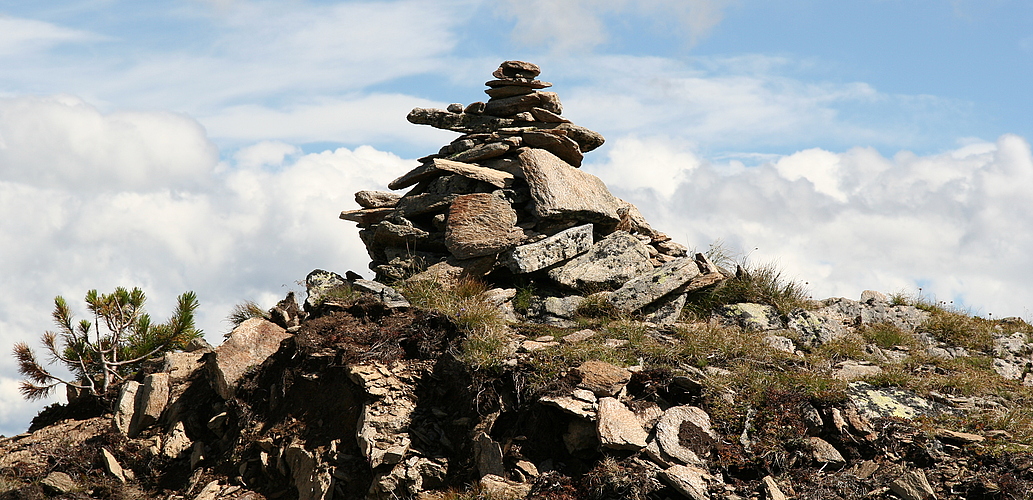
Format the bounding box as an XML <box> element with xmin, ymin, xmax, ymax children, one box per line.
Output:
<box><xmin>518</xmin><ymin>148</ymin><xmax>621</xmax><ymax>227</ymax></box>
<box><xmin>355</xmin><ymin>190</ymin><xmax>401</xmax><ymax>208</ymax></box>
<box><xmin>340</xmin><ymin>207</ymin><xmax>395</xmax><ymax>225</ymax></box>
<box><xmin>889</xmin><ymin>470</ymin><xmax>936</xmax><ymax>500</ymax></box>
<box><xmin>660</xmin><ymin>465</ymin><xmax>709</xmax><ymax>500</ymax></box>
<box><xmin>576</xmin><ymin>360</ymin><xmax>632</xmax><ymax>397</ymax></box>
<box><xmin>655</xmin><ymin>405</ymin><xmax>718</xmax><ymax>464</ymax></box>
<box><xmin>207</xmin><ymin>318</ymin><xmax>291</xmax><ymax>400</ymax></box>
<box><xmin>805</xmin><ymin>436</ymin><xmax>846</xmax><ymax>465</ymax></box>
<box><xmin>486</xmin><ymin>85</ymin><xmax>536</xmax><ymax>99</ymax></box>
<box><xmin>608</xmin><ymin>257</ymin><xmax>702</xmax><ymax>312</ymax></box>
<box><xmin>114</xmin><ymin>381</ymin><xmax>141</xmax><ymax>436</ymax></box>
<box><xmin>522</xmin><ymin>130</ymin><xmax>583</xmax><ymax>167</ymax></box>
<box><xmin>350</xmin><ymin>279</ymin><xmax>411</xmax><ymax>308</ymax></box>
<box><xmin>432</xmin><ymin>158</ymin><xmax>516</xmax><ymax>188</ymax></box>
<box><xmin>596</xmin><ymin>397</ymin><xmax>648</xmax><ymax>450</ymax></box>
<box><xmin>449</xmin><ymin>141</ymin><xmax>510</xmax><ymax>163</ymax></box>
<box><xmin>130</xmin><ymin>372</ymin><xmax>169</xmax><ymax>437</ymax></box>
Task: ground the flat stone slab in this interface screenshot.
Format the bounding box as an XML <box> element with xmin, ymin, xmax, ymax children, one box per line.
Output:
<box><xmin>655</xmin><ymin>405</ymin><xmax>718</xmax><ymax>464</ymax></box>
<box><xmin>608</xmin><ymin>257</ymin><xmax>702</xmax><ymax>312</ymax></box>
<box><xmin>522</xmin><ymin>130</ymin><xmax>583</xmax><ymax>167</ymax></box>
<box><xmin>355</xmin><ymin>190</ymin><xmax>400</xmax><ymax>208</ymax></box>
<box><xmin>340</xmin><ymin>207</ymin><xmax>395</xmax><ymax>225</ymax></box>
<box><xmin>432</xmin><ymin>158</ymin><xmax>516</xmax><ymax>189</ymax></box>
<box><xmin>502</xmin><ymin>223</ymin><xmax>593</xmax><ymax>273</ymax></box>
<box><xmin>547</xmin><ymin>231</ymin><xmax>653</xmax><ymax>291</ymax></box>
<box><xmin>445</xmin><ymin>193</ymin><xmax>523</xmax><ymax>259</ymax></box>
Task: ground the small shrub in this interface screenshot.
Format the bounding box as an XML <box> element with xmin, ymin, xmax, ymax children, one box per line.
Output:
<box><xmin>512</xmin><ymin>284</ymin><xmax>536</xmax><ymax>314</ymax></box>
<box><xmin>581</xmin><ymin>456</ymin><xmax>655</xmax><ymax>500</ymax></box>
<box><xmin>13</xmin><ymin>287</ymin><xmax>201</xmax><ymax>399</ymax></box>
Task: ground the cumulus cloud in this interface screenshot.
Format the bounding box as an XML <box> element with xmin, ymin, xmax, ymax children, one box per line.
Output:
<box><xmin>0</xmin><ymin>100</ymin><xmax>415</xmax><ymax>436</ymax></box>
<box><xmin>0</xmin><ymin>95</ymin><xmax>218</xmax><ymax>191</ymax></box>
<box><xmin>589</xmin><ymin>133</ymin><xmax>1033</xmax><ymax>320</ymax></box>
<box><xmin>496</xmin><ymin>0</ymin><xmax>729</xmax><ymax>51</ymax></box>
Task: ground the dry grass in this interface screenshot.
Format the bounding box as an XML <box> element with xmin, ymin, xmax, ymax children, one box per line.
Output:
<box><xmin>684</xmin><ymin>259</ymin><xmax>813</xmax><ymax>319</ymax></box>
<box><xmin>397</xmin><ymin>278</ymin><xmax>512</xmax><ymax>371</ymax></box>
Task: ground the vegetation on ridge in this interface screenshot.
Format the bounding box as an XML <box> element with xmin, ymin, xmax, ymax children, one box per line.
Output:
<box><xmin>12</xmin><ymin>287</ymin><xmax>201</xmax><ymax>400</ymax></box>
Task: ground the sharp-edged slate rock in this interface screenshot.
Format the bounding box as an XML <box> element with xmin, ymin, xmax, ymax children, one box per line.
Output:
<box><xmin>518</xmin><ymin>147</ymin><xmax>621</xmax><ymax>227</ymax></box>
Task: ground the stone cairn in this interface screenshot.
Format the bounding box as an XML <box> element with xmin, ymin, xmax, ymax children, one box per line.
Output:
<box><xmin>341</xmin><ymin>61</ymin><xmax>727</xmax><ymax>323</ymax></box>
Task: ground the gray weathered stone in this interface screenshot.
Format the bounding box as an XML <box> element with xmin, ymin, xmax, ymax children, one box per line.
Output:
<box><xmin>805</xmin><ymin>437</ymin><xmax>846</xmax><ymax>465</ymax></box>
<box><xmin>518</xmin><ymin>148</ymin><xmax>621</xmax><ymax>227</ymax></box>
<box><xmin>849</xmin><ymin>381</ymin><xmax>941</xmax><ymax>421</ymax></box>
<box><xmin>355</xmin><ymin>190</ymin><xmax>401</xmax><ymax>209</ymax></box>
<box><xmin>339</xmin><ymin>207</ymin><xmax>395</xmax><ymax>225</ymax></box>
<box><xmin>660</xmin><ymin>465</ymin><xmax>709</xmax><ymax>500</ymax></box>
<box><xmin>485</xmin><ymin>85</ymin><xmax>536</xmax><ymax>99</ymax></box>
<box><xmin>102</xmin><ymin>448</ymin><xmax>126</xmax><ymax>483</ymax></box>
<box><xmin>762</xmin><ymin>475</ymin><xmax>788</xmax><ymax>500</ymax></box>
<box><xmin>503</xmin><ymin>223</ymin><xmax>593</xmax><ymax>273</ymax></box>
<box><xmin>529</xmin><ymin>107</ymin><xmax>569</xmax><ymax>123</ymax></box>
<box><xmin>655</xmin><ymin>405</ymin><xmax>717</xmax><ymax>464</ymax></box>
<box><xmin>350</xmin><ymin>279</ymin><xmax>411</xmax><ymax>308</ymax></box>
<box><xmin>484</xmin><ymin>93</ymin><xmax>551</xmax><ymax>117</ymax></box>
<box><xmin>494</xmin><ymin>60</ymin><xmax>542</xmax><ymax>79</ymax></box>
<box><xmin>113</xmin><ymin>381</ymin><xmax>141</xmax><ymax>436</ymax></box>
<box><xmin>596</xmin><ymin>397</ymin><xmax>648</xmax><ymax>450</ymax></box>
<box><xmin>721</xmin><ymin>303</ymin><xmax>784</xmax><ymax>331</ymax></box>
<box><xmin>479</xmin><ymin>474</ymin><xmax>532</xmax><ymax>500</ymax></box>
<box><xmin>787</xmin><ymin>309</ymin><xmax>848</xmax><ymax>347</ymax></box>
<box><xmin>473</xmin><ymin>432</ymin><xmax>505</xmax><ymax>478</ymax></box>
<box><xmin>540</xmin><ymin>389</ymin><xmax>597</xmax><ymax>419</ymax></box>
<box><xmin>608</xmin><ymin>257</ymin><xmax>702</xmax><ymax>312</ymax></box>
<box><xmin>449</xmin><ymin>141</ymin><xmax>511</xmax><ymax>163</ymax></box>
<box><xmin>40</xmin><ymin>471</ymin><xmax>78</xmax><ymax>495</ymax></box>
<box><xmin>406</xmin><ymin>255</ymin><xmax>497</xmax><ymax>287</ymax></box>
<box><xmin>207</xmin><ymin>318</ymin><xmax>291</xmax><ymax>400</ymax></box>
<box><xmin>889</xmin><ymin>470</ymin><xmax>936</xmax><ymax>500</ymax></box>
<box><xmin>833</xmin><ymin>360</ymin><xmax>884</xmax><ymax>381</ymax></box>
<box><xmin>547</xmin><ymin>231</ymin><xmax>653</xmax><ymax>291</ymax></box>
<box><xmin>350</xmin><ymin>362</ymin><xmax>421</xmax><ymax>471</ymax></box>
<box><xmin>763</xmin><ymin>335</ymin><xmax>797</xmax><ymax>354</ymax></box>
<box><xmin>285</xmin><ymin>440</ymin><xmax>332</xmax><ymax>500</ymax></box>
<box><xmin>129</xmin><ymin>372</ymin><xmax>169</xmax><ymax>437</ymax></box>
<box><xmin>445</xmin><ymin>193</ymin><xmax>523</xmax><ymax>259</ymax></box>
<box><xmin>562</xmin><ymin>328</ymin><xmax>596</xmax><ymax>344</ymax></box>
<box><xmin>432</xmin><ymin>158</ymin><xmax>516</xmax><ymax>188</ymax></box>
<box><xmin>304</xmin><ymin>269</ymin><xmax>348</xmax><ymax>311</ymax></box>
<box><xmin>162</xmin><ymin>421</ymin><xmax>193</xmax><ymax>459</ymax></box>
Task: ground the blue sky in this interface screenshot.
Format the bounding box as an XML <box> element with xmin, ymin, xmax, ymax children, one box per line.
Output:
<box><xmin>1</xmin><ymin>0</ymin><xmax>1032</xmax><ymax>434</ymax></box>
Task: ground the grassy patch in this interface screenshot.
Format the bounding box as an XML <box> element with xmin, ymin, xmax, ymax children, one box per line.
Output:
<box><xmin>684</xmin><ymin>259</ymin><xmax>813</xmax><ymax>319</ymax></box>
<box><xmin>860</xmin><ymin>322</ymin><xmax>920</xmax><ymax>350</ymax></box>
<box><xmin>919</xmin><ymin>308</ymin><xmax>996</xmax><ymax>352</ymax></box>
<box><xmin>397</xmin><ymin>279</ymin><xmax>512</xmax><ymax>371</ymax></box>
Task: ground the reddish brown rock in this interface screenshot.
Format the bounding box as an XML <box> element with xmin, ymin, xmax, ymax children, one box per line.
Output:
<box><xmin>445</xmin><ymin>194</ymin><xmax>524</xmax><ymax>259</ymax></box>
<box><xmin>517</xmin><ymin>148</ymin><xmax>621</xmax><ymax>228</ymax></box>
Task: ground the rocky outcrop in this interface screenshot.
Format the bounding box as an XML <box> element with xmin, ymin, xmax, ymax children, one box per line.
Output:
<box><xmin>207</xmin><ymin>318</ymin><xmax>291</xmax><ymax>400</ymax></box>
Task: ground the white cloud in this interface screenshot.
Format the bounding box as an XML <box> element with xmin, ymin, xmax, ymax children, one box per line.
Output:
<box><xmin>0</xmin><ymin>95</ymin><xmax>218</xmax><ymax>191</ymax></box>
<box><xmin>0</xmin><ymin>98</ymin><xmax>416</xmax><ymax>436</ymax></box>
<box><xmin>0</xmin><ymin>15</ymin><xmax>101</xmax><ymax>56</ymax></box>
<box><xmin>199</xmin><ymin>94</ymin><xmax>458</xmax><ymax>149</ymax></box>
<box><xmin>496</xmin><ymin>0</ymin><xmax>729</xmax><ymax>51</ymax></box>
<box><xmin>593</xmin><ymin>133</ymin><xmax>1033</xmax><ymax>319</ymax></box>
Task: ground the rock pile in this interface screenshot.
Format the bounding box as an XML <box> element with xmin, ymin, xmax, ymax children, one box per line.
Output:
<box><xmin>341</xmin><ymin>61</ymin><xmax>722</xmax><ymax>321</ymax></box>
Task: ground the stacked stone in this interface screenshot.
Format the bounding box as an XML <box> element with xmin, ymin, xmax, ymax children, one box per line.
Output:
<box><xmin>341</xmin><ymin>61</ymin><xmax>713</xmax><ymax>315</ymax></box>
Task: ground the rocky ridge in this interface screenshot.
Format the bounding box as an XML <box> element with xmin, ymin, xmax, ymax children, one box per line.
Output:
<box><xmin>3</xmin><ymin>62</ymin><xmax>1033</xmax><ymax>500</ymax></box>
